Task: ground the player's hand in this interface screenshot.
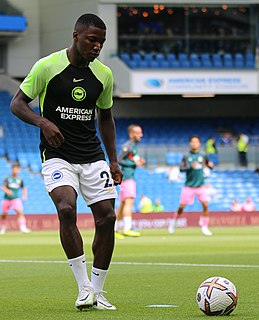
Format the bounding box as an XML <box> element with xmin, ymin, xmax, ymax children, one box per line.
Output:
<box><xmin>110</xmin><ymin>162</ymin><xmax>123</xmax><ymax>185</ymax></box>
<box><xmin>208</xmin><ymin>161</ymin><xmax>214</xmax><ymax>169</ymax></box>
<box><xmin>192</xmin><ymin>162</ymin><xmax>197</xmax><ymax>168</ymax></box>
<box><xmin>135</xmin><ymin>158</ymin><xmax>146</xmax><ymax>167</ymax></box>
<box><xmin>40</xmin><ymin>119</ymin><xmax>65</xmax><ymax>148</ymax></box>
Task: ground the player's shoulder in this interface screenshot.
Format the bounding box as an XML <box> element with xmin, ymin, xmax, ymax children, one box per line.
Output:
<box><xmin>199</xmin><ymin>151</ymin><xmax>207</xmax><ymax>158</ymax></box>
<box><xmin>182</xmin><ymin>151</ymin><xmax>190</xmax><ymax>158</ymax></box>
<box><xmin>90</xmin><ymin>59</ymin><xmax>112</xmax><ymax>77</ymax></box>
<box><xmin>31</xmin><ymin>49</ymin><xmax>68</xmax><ymax>71</ymax></box>
<box><xmin>122</xmin><ymin>140</ymin><xmax>133</xmax><ymax>150</ymax></box>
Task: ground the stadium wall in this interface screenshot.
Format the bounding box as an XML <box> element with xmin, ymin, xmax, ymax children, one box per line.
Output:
<box><xmin>112</xmin><ymin>95</ymin><xmax>259</xmax><ymax>118</ymax></box>
<box><xmin>7</xmin><ymin>0</ymin><xmax>40</xmax><ymax>78</ymax></box>
<box><xmin>4</xmin><ymin>211</ymin><xmax>259</xmax><ymax>231</ymax></box>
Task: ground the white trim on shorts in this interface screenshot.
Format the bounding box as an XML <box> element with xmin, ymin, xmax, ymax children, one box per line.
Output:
<box><xmin>42</xmin><ymin>158</ymin><xmax>118</xmax><ymax>206</ymax></box>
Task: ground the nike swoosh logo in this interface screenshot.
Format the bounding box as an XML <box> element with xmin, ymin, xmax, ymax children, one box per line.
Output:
<box><xmin>79</xmin><ymin>293</ymin><xmax>90</xmax><ymax>301</ymax></box>
<box><xmin>73</xmin><ymin>78</ymin><xmax>84</xmax><ymax>82</ymax></box>
<box><xmin>92</xmin><ymin>271</ymin><xmax>100</xmax><ymax>276</ymax></box>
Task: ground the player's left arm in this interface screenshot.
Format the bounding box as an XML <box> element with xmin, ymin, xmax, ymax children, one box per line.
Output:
<box><xmin>205</xmin><ymin>155</ymin><xmax>214</xmax><ymax>169</ymax></box>
<box><xmin>22</xmin><ymin>187</ymin><xmax>27</xmax><ymax>201</ymax></box>
<box><xmin>97</xmin><ymin>108</ymin><xmax>122</xmax><ymax>185</ymax></box>
<box><xmin>20</xmin><ymin>180</ymin><xmax>27</xmax><ymax>201</ymax></box>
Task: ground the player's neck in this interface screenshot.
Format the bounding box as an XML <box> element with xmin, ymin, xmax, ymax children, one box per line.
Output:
<box><xmin>66</xmin><ymin>47</ymin><xmax>90</xmax><ymax>68</ymax></box>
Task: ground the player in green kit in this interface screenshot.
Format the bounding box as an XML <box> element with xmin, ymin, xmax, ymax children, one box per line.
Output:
<box><xmin>115</xmin><ymin>124</ymin><xmax>145</xmax><ymax>238</ymax></box>
<box><xmin>10</xmin><ymin>13</ymin><xmax>122</xmax><ymax>311</ymax></box>
<box><xmin>1</xmin><ymin>163</ymin><xmax>31</xmax><ymax>234</ymax></box>
<box><xmin>168</xmin><ymin>135</ymin><xmax>214</xmax><ymax>236</ymax></box>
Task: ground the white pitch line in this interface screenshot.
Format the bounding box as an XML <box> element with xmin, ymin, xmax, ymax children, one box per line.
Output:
<box><xmin>0</xmin><ymin>259</ymin><xmax>259</xmax><ymax>269</ymax></box>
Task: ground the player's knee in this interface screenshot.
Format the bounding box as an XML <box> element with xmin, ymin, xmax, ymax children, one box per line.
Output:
<box><xmin>57</xmin><ymin>203</ymin><xmax>76</xmax><ymax>223</ymax></box>
<box><xmin>95</xmin><ymin>209</ymin><xmax>116</xmax><ymax>230</ymax></box>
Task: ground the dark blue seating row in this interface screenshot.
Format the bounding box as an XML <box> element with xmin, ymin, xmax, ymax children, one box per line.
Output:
<box><xmin>120</xmin><ymin>52</ymin><xmax>255</xmax><ymax>69</ymax></box>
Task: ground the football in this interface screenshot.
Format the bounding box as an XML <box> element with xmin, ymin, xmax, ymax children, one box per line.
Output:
<box><xmin>196</xmin><ymin>276</ymin><xmax>238</xmax><ymax>316</ymax></box>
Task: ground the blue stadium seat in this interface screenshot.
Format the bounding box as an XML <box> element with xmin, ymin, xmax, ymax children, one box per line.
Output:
<box><xmin>201</xmin><ymin>53</ymin><xmax>213</xmax><ymax>68</ymax></box>
<box><xmin>155</xmin><ymin>53</ymin><xmax>165</xmax><ymax>62</ymax></box>
<box><xmin>143</xmin><ymin>53</ymin><xmax>153</xmax><ymax>62</ymax></box>
<box><xmin>212</xmin><ymin>54</ymin><xmax>223</xmax><ymax>68</ymax></box>
<box><xmin>223</xmin><ymin>53</ymin><xmax>234</xmax><ymax>69</ymax></box>
<box><xmin>120</xmin><ymin>53</ymin><xmax>131</xmax><ymax>63</ymax></box>
<box><xmin>159</xmin><ymin>60</ymin><xmax>170</xmax><ymax>68</ymax></box>
<box><xmin>132</xmin><ymin>53</ymin><xmax>142</xmax><ymax>62</ymax></box>
<box><xmin>166</xmin><ymin>152</ymin><xmax>183</xmax><ymax>165</ymax></box>
<box><xmin>170</xmin><ymin>60</ymin><xmax>180</xmax><ymax>68</ymax></box>
<box><xmin>245</xmin><ymin>53</ymin><xmax>255</xmax><ymax>69</ymax></box>
<box><xmin>127</xmin><ymin>60</ymin><xmax>138</xmax><ymax>69</ymax></box>
<box><xmin>166</xmin><ymin>53</ymin><xmax>176</xmax><ymax>61</ymax></box>
<box><xmin>234</xmin><ymin>53</ymin><xmax>244</xmax><ymax>69</ymax></box>
<box><xmin>149</xmin><ymin>60</ymin><xmax>160</xmax><ymax>68</ymax></box>
<box><xmin>138</xmin><ymin>60</ymin><xmax>149</xmax><ymax>69</ymax></box>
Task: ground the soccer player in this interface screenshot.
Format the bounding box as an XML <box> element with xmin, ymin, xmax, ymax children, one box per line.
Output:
<box><xmin>10</xmin><ymin>13</ymin><xmax>122</xmax><ymax>311</ymax></box>
<box><xmin>168</xmin><ymin>135</ymin><xmax>214</xmax><ymax>236</ymax></box>
<box><xmin>0</xmin><ymin>163</ymin><xmax>31</xmax><ymax>234</ymax></box>
<box><xmin>115</xmin><ymin>124</ymin><xmax>145</xmax><ymax>238</ymax></box>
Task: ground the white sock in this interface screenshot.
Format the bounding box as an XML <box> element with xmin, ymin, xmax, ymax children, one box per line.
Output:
<box><xmin>169</xmin><ymin>218</ymin><xmax>176</xmax><ymax>229</ymax></box>
<box><xmin>91</xmin><ymin>267</ymin><xmax>108</xmax><ymax>294</ymax></box>
<box><xmin>123</xmin><ymin>216</ymin><xmax>132</xmax><ymax>231</ymax></box>
<box><xmin>68</xmin><ymin>254</ymin><xmax>91</xmax><ymax>292</ymax></box>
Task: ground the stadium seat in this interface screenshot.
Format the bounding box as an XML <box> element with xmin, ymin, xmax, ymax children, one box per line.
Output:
<box><xmin>149</xmin><ymin>60</ymin><xmax>160</xmax><ymax>68</ymax></box>
<box><xmin>138</xmin><ymin>60</ymin><xmax>149</xmax><ymax>69</ymax></box>
<box><xmin>165</xmin><ymin>152</ymin><xmax>183</xmax><ymax>166</ymax></box>
<box><xmin>223</xmin><ymin>53</ymin><xmax>234</xmax><ymax>69</ymax></box>
<box><xmin>234</xmin><ymin>53</ymin><xmax>244</xmax><ymax>69</ymax></box>
<box><xmin>143</xmin><ymin>53</ymin><xmax>153</xmax><ymax>62</ymax></box>
<box><xmin>120</xmin><ymin>53</ymin><xmax>131</xmax><ymax>63</ymax></box>
<box><xmin>159</xmin><ymin>60</ymin><xmax>170</xmax><ymax>68</ymax></box>
<box><xmin>212</xmin><ymin>54</ymin><xmax>223</xmax><ymax>68</ymax></box>
<box><xmin>132</xmin><ymin>53</ymin><xmax>142</xmax><ymax>62</ymax></box>
<box><xmin>127</xmin><ymin>60</ymin><xmax>138</xmax><ymax>69</ymax></box>
<box><xmin>166</xmin><ymin>53</ymin><xmax>176</xmax><ymax>61</ymax></box>
<box><xmin>155</xmin><ymin>53</ymin><xmax>165</xmax><ymax>62</ymax></box>
<box><xmin>245</xmin><ymin>53</ymin><xmax>255</xmax><ymax>69</ymax></box>
<box><xmin>170</xmin><ymin>60</ymin><xmax>180</xmax><ymax>68</ymax></box>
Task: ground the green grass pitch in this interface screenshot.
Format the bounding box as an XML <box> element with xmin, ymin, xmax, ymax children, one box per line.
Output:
<box><xmin>1</xmin><ymin>226</ymin><xmax>259</xmax><ymax>319</ymax></box>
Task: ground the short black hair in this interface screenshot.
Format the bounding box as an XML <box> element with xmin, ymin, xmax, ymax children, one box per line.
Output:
<box><xmin>12</xmin><ymin>162</ymin><xmax>20</xmax><ymax>168</ymax></box>
<box><xmin>189</xmin><ymin>135</ymin><xmax>201</xmax><ymax>142</ymax></box>
<box><xmin>74</xmin><ymin>13</ymin><xmax>106</xmax><ymax>31</ymax></box>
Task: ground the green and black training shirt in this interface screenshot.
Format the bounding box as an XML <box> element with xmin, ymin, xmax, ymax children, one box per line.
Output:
<box><xmin>20</xmin><ymin>48</ymin><xmax>113</xmax><ymax>164</ymax></box>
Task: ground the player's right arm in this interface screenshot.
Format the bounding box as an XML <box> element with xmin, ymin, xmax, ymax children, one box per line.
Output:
<box><xmin>11</xmin><ymin>55</ymin><xmax>65</xmax><ymax>148</ymax></box>
<box><xmin>118</xmin><ymin>142</ymin><xmax>136</xmax><ymax>168</ymax></box>
<box><xmin>11</xmin><ymin>90</ymin><xmax>64</xmax><ymax>148</ymax></box>
<box><xmin>1</xmin><ymin>181</ymin><xmax>13</xmax><ymax>196</ymax></box>
<box><xmin>179</xmin><ymin>154</ymin><xmax>191</xmax><ymax>172</ymax></box>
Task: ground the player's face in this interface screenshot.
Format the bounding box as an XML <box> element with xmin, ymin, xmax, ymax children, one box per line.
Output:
<box><xmin>12</xmin><ymin>166</ymin><xmax>20</xmax><ymax>176</ymax></box>
<box><xmin>74</xmin><ymin>25</ymin><xmax>106</xmax><ymax>62</ymax></box>
<box><xmin>190</xmin><ymin>137</ymin><xmax>201</xmax><ymax>151</ymax></box>
<box><xmin>131</xmin><ymin>127</ymin><xmax>143</xmax><ymax>142</ymax></box>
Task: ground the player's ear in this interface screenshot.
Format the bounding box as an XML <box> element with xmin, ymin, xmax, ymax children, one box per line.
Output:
<box><xmin>73</xmin><ymin>31</ymin><xmax>79</xmax><ymax>41</ymax></box>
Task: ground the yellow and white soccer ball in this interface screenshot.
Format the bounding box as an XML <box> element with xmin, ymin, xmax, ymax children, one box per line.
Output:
<box><xmin>196</xmin><ymin>276</ymin><xmax>238</xmax><ymax>316</ymax></box>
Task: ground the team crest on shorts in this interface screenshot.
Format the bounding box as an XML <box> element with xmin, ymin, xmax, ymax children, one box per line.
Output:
<box><xmin>51</xmin><ymin>170</ymin><xmax>63</xmax><ymax>181</ymax></box>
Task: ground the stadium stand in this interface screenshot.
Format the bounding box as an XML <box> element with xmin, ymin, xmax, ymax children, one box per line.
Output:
<box><xmin>0</xmin><ymin>89</ymin><xmax>258</xmax><ymax>214</ymax></box>
<box><xmin>119</xmin><ymin>52</ymin><xmax>255</xmax><ymax>69</ymax></box>
<box><xmin>0</xmin><ymin>156</ymin><xmax>258</xmax><ymax>215</ymax></box>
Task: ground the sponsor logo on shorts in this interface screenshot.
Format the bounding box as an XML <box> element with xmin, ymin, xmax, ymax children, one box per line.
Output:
<box><xmin>51</xmin><ymin>170</ymin><xmax>63</xmax><ymax>181</ymax></box>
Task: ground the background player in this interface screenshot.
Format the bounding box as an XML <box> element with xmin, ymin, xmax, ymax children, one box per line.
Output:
<box><xmin>10</xmin><ymin>13</ymin><xmax>122</xmax><ymax>311</ymax></box>
<box><xmin>168</xmin><ymin>135</ymin><xmax>214</xmax><ymax>236</ymax></box>
<box><xmin>1</xmin><ymin>163</ymin><xmax>31</xmax><ymax>234</ymax></box>
<box><xmin>115</xmin><ymin>124</ymin><xmax>145</xmax><ymax>238</ymax></box>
